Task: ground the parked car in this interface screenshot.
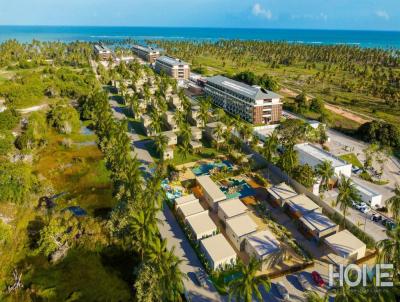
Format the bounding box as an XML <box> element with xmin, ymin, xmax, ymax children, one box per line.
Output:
<box><xmin>360</xmin><ymin>206</ymin><xmax>371</xmax><ymax>214</ymax></box>
<box><xmin>194</xmin><ymin>269</ymin><xmax>207</xmax><ymax>287</ymax></box>
<box><xmin>276</xmin><ymin>282</ymin><xmax>290</xmax><ymax>300</ymax></box>
<box><xmin>311</xmin><ymin>271</ymin><xmax>325</xmax><ymax>287</ymax></box>
<box><xmin>371</xmin><ymin>214</ymin><xmax>382</xmax><ymax>222</ymax></box>
<box><xmin>297</xmin><ymin>274</ymin><xmax>312</xmax><ymax>291</ymax></box>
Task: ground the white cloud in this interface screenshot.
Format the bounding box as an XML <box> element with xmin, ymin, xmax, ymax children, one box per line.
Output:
<box><xmin>252</xmin><ymin>3</ymin><xmax>272</xmax><ymax>20</ymax></box>
<box><xmin>376</xmin><ymin>10</ymin><xmax>390</xmax><ymax>20</ymax></box>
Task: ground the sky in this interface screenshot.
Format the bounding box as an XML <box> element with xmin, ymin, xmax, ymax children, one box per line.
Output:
<box><xmin>0</xmin><ymin>0</ymin><xmax>399</xmax><ymax>30</ymax></box>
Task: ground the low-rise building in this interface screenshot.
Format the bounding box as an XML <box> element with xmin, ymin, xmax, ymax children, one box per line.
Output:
<box><xmin>267</xmin><ymin>182</ymin><xmax>298</xmax><ymax>207</ymax></box>
<box><xmin>217</xmin><ymin>199</ymin><xmax>248</xmax><ymax>223</ymax></box>
<box><xmin>131</xmin><ymin>44</ymin><xmax>160</xmax><ymax>63</ymax></box>
<box><xmin>352</xmin><ymin>180</ymin><xmax>383</xmax><ymax>208</ymax></box>
<box><xmin>284</xmin><ymin>194</ymin><xmax>321</xmax><ymax>218</ymax></box>
<box><xmin>190</xmin><ymin>105</ymin><xmax>202</xmax><ymax>127</ymax></box>
<box><xmin>294</xmin><ymin>143</ymin><xmax>352</xmax><ymax>179</ymax></box>
<box><xmin>175</xmin><ymin>194</ymin><xmax>198</xmax><ymax>207</ymax></box>
<box><xmin>155</xmin><ymin>56</ymin><xmax>190</xmax><ymax>80</ymax></box>
<box><xmin>169</xmin><ymin>95</ymin><xmax>183</xmax><ymax>110</ymax></box>
<box><xmin>191</xmin><ymin>126</ymin><xmax>202</xmax><ymax>141</ymax></box>
<box><xmin>196</xmin><ymin>175</ymin><xmax>226</xmax><ymax>211</ymax></box>
<box><xmin>204</xmin><ymin>75</ymin><xmax>282</xmax><ymax>124</ymax></box>
<box><xmin>325</xmin><ymin>230</ymin><xmax>366</xmax><ymax>263</ymax></box>
<box><xmin>94</xmin><ymin>44</ymin><xmax>112</xmax><ymax>60</ymax></box>
<box><xmin>225</xmin><ymin>214</ymin><xmax>257</xmax><ymax>250</ymax></box>
<box><xmin>185</xmin><ymin>211</ymin><xmax>218</xmax><ymax>241</ymax></box>
<box><xmin>200</xmin><ymin>234</ymin><xmax>237</xmax><ymax>270</ymax></box>
<box><xmin>176</xmin><ymin>199</ymin><xmax>205</xmax><ymax>219</ymax></box>
<box><xmin>299</xmin><ymin>211</ymin><xmax>339</xmax><ymax>240</ymax></box>
<box><xmin>162</xmin><ymin>131</ymin><xmax>178</xmax><ymax>146</ymax></box>
<box><xmin>164</xmin><ymin>111</ymin><xmax>178</xmax><ymax>131</ymax></box>
<box><xmin>164</xmin><ymin>147</ymin><xmax>174</xmax><ymax>160</ymax></box>
<box><xmin>190</xmin><ymin>140</ymin><xmax>202</xmax><ymax>151</ymax></box>
<box><xmin>205</xmin><ymin>122</ymin><xmax>226</xmax><ymax>143</ymax></box>
<box><xmin>245</xmin><ymin>229</ymin><xmax>281</xmax><ymax>270</ymax></box>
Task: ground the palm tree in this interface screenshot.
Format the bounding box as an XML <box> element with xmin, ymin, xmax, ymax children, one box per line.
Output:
<box><xmin>335</xmin><ymin>176</ymin><xmax>362</xmax><ymax>228</ymax></box>
<box><xmin>154</xmin><ymin>133</ymin><xmax>168</xmax><ymax>158</ymax></box>
<box><xmin>278</xmin><ymin>143</ymin><xmax>298</xmax><ymax>176</ymax></box>
<box><xmin>263</xmin><ymin>131</ymin><xmax>278</xmax><ymax>163</ymax></box>
<box><xmin>305</xmin><ymin>291</ymin><xmax>329</xmax><ymax>302</ymax></box>
<box><xmin>198</xmin><ymin>99</ymin><xmax>211</xmax><ymax>128</ymax></box>
<box><xmin>315</xmin><ymin>160</ymin><xmax>334</xmax><ymax>192</ymax></box>
<box><xmin>387</xmin><ymin>184</ymin><xmax>400</xmax><ymax>221</ymax></box>
<box><xmin>228</xmin><ymin>258</ymin><xmax>271</xmax><ymax>302</ymax></box>
<box><xmin>215</xmin><ymin>123</ymin><xmax>224</xmax><ymax>150</ymax></box>
<box><xmin>376</xmin><ymin>223</ymin><xmax>400</xmax><ymax>281</ymax></box>
<box><xmin>149</xmin><ymin>110</ymin><xmax>162</xmax><ymax>134</ymax></box>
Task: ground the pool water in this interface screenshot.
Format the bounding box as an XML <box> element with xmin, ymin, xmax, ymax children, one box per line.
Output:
<box><xmin>220</xmin><ymin>179</ymin><xmax>255</xmax><ymax>199</ymax></box>
<box><xmin>192</xmin><ymin>160</ymin><xmax>233</xmax><ymax>176</ymax></box>
<box><xmin>162</xmin><ymin>179</ymin><xmax>183</xmax><ymax>201</ymax></box>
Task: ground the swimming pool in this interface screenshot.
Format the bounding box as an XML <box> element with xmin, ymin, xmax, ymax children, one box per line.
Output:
<box><xmin>192</xmin><ymin>160</ymin><xmax>233</xmax><ymax>176</ymax></box>
<box><xmin>220</xmin><ymin>179</ymin><xmax>255</xmax><ymax>199</ymax></box>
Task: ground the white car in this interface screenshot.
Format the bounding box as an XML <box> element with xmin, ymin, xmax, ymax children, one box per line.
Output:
<box><xmin>276</xmin><ymin>282</ymin><xmax>290</xmax><ymax>300</ymax></box>
<box><xmin>360</xmin><ymin>206</ymin><xmax>371</xmax><ymax>214</ymax></box>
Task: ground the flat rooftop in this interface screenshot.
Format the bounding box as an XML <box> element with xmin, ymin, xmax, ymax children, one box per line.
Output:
<box><xmin>196</xmin><ymin>175</ymin><xmax>226</xmax><ymax>202</ymax></box>
<box><xmin>300</xmin><ymin>211</ymin><xmax>337</xmax><ymax>233</ymax></box>
<box><xmin>206</xmin><ymin>75</ymin><xmax>281</xmax><ymax>101</ymax></box>
<box><xmin>132</xmin><ymin>44</ymin><xmax>160</xmax><ymax>54</ymax></box>
<box><xmin>201</xmin><ymin>234</ymin><xmax>236</xmax><ymax>263</ymax></box>
<box><xmin>157</xmin><ymin>55</ymin><xmax>189</xmax><ymax>66</ymax></box>
<box><xmin>285</xmin><ymin>194</ymin><xmax>320</xmax><ymax>216</ymax></box>
<box><xmin>246</xmin><ymin>229</ymin><xmax>280</xmax><ymax>257</ymax></box>
<box><xmin>175</xmin><ymin>194</ymin><xmax>198</xmax><ymax>206</ymax></box>
<box><xmin>177</xmin><ymin>200</ymin><xmax>205</xmax><ymax>218</ymax></box>
<box><xmin>186</xmin><ymin>211</ymin><xmax>217</xmax><ymax>236</ymax></box>
<box><xmin>206</xmin><ymin>121</ymin><xmax>226</xmax><ymax>129</ymax></box>
<box><xmin>162</xmin><ymin>130</ymin><xmax>177</xmax><ymax>139</ymax></box>
<box><xmin>325</xmin><ymin>230</ymin><xmax>366</xmax><ymax>258</ymax></box>
<box><xmin>295</xmin><ymin>143</ymin><xmax>349</xmax><ymax>168</ymax></box>
<box><xmin>226</xmin><ymin>214</ymin><xmax>257</xmax><ymax>238</ymax></box>
<box><xmin>352</xmin><ymin>179</ymin><xmax>381</xmax><ymax>198</ymax></box>
<box><xmin>218</xmin><ymin>199</ymin><xmax>247</xmax><ymax>219</ymax></box>
<box><xmin>268</xmin><ymin>182</ymin><xmax>298</xmax><ymax>201</ymax></box>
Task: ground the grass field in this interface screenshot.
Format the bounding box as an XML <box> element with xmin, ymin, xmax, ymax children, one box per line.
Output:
<box><xmin>340</xmin><ymin>153</ymin><xmax>363</xmax><ymax>168</ymax></box>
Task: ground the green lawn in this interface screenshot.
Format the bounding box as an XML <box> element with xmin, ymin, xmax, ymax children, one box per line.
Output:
<box><xmin>171</xmin><ymin>146</ymin><xmax>222</xmax><ymax>166</ymax></box>
<box><xmin>340</xmin><ymin>153</ymin><xmax>363</xmax><ymax>168</ymax></box>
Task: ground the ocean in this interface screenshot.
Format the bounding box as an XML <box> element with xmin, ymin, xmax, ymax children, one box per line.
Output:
<box><xmin>0</xmin><ymin>26</ymin><xmax>399</xmax><ymax>49</ymax></box>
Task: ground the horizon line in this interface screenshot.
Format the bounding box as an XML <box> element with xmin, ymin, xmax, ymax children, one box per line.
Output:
<box><xmin>0</xmin><ymin>24</ymin><xmax>399</xmax><ymax>32</ymax></box>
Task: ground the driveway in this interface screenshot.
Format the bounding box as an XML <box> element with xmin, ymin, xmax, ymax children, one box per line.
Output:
<box><xmin>157</xmin><ymin>202</ymin><xmax>224</xmax><ymax>302</ymax></box>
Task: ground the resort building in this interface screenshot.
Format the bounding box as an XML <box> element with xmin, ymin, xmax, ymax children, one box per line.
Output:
<box><xmin>189</xmin><ymin>105</ymin><xmax>202</xmax><ymax>127</ymax></box>
<box><xmin>205</xmin><ymin>122</ymin><xmax>227</xmax><ymax>143</ymax></box>
<box><xmin>217</xmin><ymin>199</ymin><xmax>248</xmax><ymax>223</ymax></box>
<box><xmin>352</xmin><ymin>179</ymin><xmax>383</xmax><ymax>208</ymax></box>
<box><xmin>176</xmin><ymin>199</ymin><xmax>205</xmax><ymax>219</ymax></box>
<box><xmin>325</xmin><ymin>230</ymin><xmax>366</xmax><ymax>263</ymax></box>
<box><xmin>185</xmin><ymin>211</ymin><xmax>218</xmax><ymax>241</ymax></box>
<box><xmin>245</xmin><ymin>229</ymin><xmax>281</xmax><ymax>270</ymax></box>
<box><xmin>175</xmin><ymin>194</ymin><xmax>198</xmax><ymax>207</ymax></box>
<box><xmin>131</xmin><ymin>44</ymin><xmax>160</xmax><ymax>63</ymax></box>
<box><xmin>299</xmin><ymin>211</ymin><xmax>339</xmax><ymax>240</ymax></box>
<box><xmin>94</xmin><ymin>44</ymin><xmax>112</xmax><ymax>60</ymax></box>
<box><xmin>164</xmin><ymin>147</ymin><xmax>174</xmax><ymax>160</ymax></box>
<box><xmin>294</xmin><ymin>143</ymin><xmax>352</xmax><ymax>179</ymax></box>
<box><xmin>155</xmin><ymin>56</ymin><xmax>190</xmax><ymax>80</ymax></box>
<box><xmin>163</xmin><ymin>111</ymin><xmax>178</xmax><ymax>131</ymax></box>
<box><xmin>190</xmin><ymin>140</ymin><xmax>202</xmax><ymax>151</ymax></box>
<box><xmin>196</xmin><ymin>175</ymin><xmax>226</xmax><ymax>211</ymax></box>
<box><xmin>225</xmin><ymin>214</ymin><xmax>257</xmax><ymax>250</ymax></box>
<box><xmin>162</xmin><ymin>131</ymin><xmax>178</xmax><ymax>146</ymax></box>
<box><xmin>267</xmin><ymin>182</ymin><xmax>298</xmax><ymax>207</ymax></box>
<box><xmin>284</xmin><ymin>194</ymin><xmax>321</xmax><ymax>218</ymax></box>
<box><xmin>191</xmin><ymin>127</ymin><xmax>203</xmax><ymax>141</ymax></box>
<box><xmin>169</xmin><ymin>95</ymin><xmax>183</xmax><ymax>110</ymax></box>
<box><xmin>200</xmin><ymin>234</ymin><xmax>237</xmax><ymax>271</ymax></box>
<box><xmin>204</xmin><ymin>75</ymin><xmax>282</xmax><ymax>125</ymax></box>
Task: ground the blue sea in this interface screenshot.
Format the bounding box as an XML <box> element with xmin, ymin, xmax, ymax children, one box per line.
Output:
<box><xmin>0</xmin><ymin>26</ymin><xmax>399</xmax><ymax>49</ymax></box>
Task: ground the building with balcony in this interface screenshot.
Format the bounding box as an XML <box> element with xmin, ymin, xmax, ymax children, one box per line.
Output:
<box><xmin>131</xmin><ymin>44</ymin><xmax>160</xmax><ymax>63</ymax></box>
<box><xmin>155</xmin><ymin>56</ymin><xmax>190</xmax><ymax>80</ymax></box>
<box><xmin>204</xmin><ymin>75</ymin><xmax>282</xmax><ymax>125</ymax></box>
<box><xmin>94</xmin><ymin>44</ymin><xmax>113</xmax><ymax>60</ymax></box>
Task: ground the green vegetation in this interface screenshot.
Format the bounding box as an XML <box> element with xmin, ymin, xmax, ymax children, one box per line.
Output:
<box><xmin>339</xmin><ymin>153</ymin><xmax>363</xmax><ymax>168</ymax></box>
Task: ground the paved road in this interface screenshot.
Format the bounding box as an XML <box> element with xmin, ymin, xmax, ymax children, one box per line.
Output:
<box><xmin>158</xmin><ymin>203</ymin><xmax>224</xmax><ymax>302</ymax></box>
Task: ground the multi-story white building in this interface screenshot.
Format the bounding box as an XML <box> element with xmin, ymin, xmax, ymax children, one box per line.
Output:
<box><xmin>94</xmin><ymin>44</ymin><xmax>112</xmax><ymax>60</ymax></box>
<box><xmin>131</xmin><ymin>44</ymin><xmax>160</xmax><ymax>63</ymax></box>
<box><xmin>204</xmin><ymin>75</ymin><xmax>282</xmax><ymax>125</ymax></box>
<box><xmin>155</xmin><ymin>56</ymin><xmax>190</xmax><ymax>80</ymax></box>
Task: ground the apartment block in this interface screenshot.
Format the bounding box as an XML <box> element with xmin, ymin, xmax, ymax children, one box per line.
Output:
<box><xmin>132</xmin><ymin>44</ymin><xmax>160</xmax><ymax>63</ymax></box>
<box><xmin>204</xmin><ymin>75</ymin><xmax>282</xmax><ymax>125</ymax></box>
<box><xmin>155</xmin><ymin>56</ymin><xmax>190</xmax><ymax>80</ymax></box>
